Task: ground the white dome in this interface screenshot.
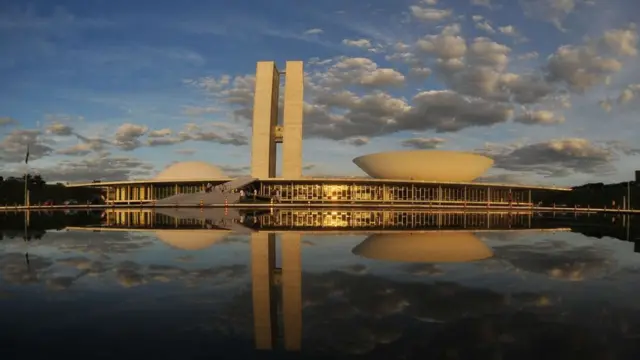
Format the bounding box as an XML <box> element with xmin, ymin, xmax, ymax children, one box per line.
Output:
<box><xmin>154</xmin><ymin>161</ymin><xmax>229</xmax><ymax>181</ymax></box>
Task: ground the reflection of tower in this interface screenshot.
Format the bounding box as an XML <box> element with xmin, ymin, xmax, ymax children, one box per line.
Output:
<box><xmin>251</xmin><ymin>232</ymin><xmax>302</xmax><ymax>351</ymax></box>
<box><xmin>251</xmin><ymin>61</ymin><xmax>304</xmax><ymax>179</ymax></box>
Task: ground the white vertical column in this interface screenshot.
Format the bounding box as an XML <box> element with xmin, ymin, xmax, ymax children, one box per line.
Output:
<box><xmin>281</xmin><ymin>232</ymin><xmax>302</xmax><ymax>351</ymax></box>
<box><xmin>282</xmin><ymin>61</ymin><xmax>304</xmax><ymax>179</ymax></box>
<box><xmin>251</xmin><ymin>232</ymin><xmax>276</xmax><ymax>350</ymax></box>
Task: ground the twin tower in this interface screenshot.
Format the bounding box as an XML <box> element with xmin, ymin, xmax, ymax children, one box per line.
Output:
<box><xmin>250</xmin><ymin>61</ymin><xmax>304</xmax><ymax>179</ymax></box>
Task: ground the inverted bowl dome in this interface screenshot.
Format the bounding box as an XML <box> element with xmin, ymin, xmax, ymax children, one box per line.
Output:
<box><xmin>353</xmin><ymin>150</ymin><xmax>494</xmax><ymax>182</ymax></box>
<box><xmin>154</xmin><ymin>230</ymin><xmax>230</xmax><ymax>250</ymax></box>
<box><xmin>352</xmin><ymin>232</ymin><xmax>493</xmax><ymax>263</ymax></box>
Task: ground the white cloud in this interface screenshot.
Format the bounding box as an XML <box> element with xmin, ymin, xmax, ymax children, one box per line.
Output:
<box><xmin>1</xmin><ymin>2</ymin><xmax>638</xmax><ymax>185</ymax></box>
<box><xmin>409</xmin><ymin>6</ymin><xmax>453</xmax><ymax>22</ymax></box>
<box><xmin>304</xmin><ymin>28</ymin><xmax>324</xmax><ymax>35</ymax></box>
<box><xmin>342</xmin><ymin>39</ymin><xmax>373</xmax><ymax>49</ymax></box>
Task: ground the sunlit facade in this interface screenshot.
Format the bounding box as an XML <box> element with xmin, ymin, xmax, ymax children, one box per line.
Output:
<box><xmin>92</xmin><ymin>208</ymin><xmax>574</xmax><ymax>232</ymax></box>
<box><xmin>65</xmin><ymin>60</ymin><xmax>572</xmax><ymax>206</ymax></box>
<box><xmin>100</xmin><ymin>180</ymin><xmax>230</xmax><ymax>203</ymax></box>
<box><xmin>69</xmin><ymin>176</ymin><xmax>570</xmax><ymax>206</ymax></box>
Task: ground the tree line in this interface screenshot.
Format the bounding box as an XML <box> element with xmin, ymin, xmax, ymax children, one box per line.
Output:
<box><xmin>0</xmin><ymin>174</ymin><xmax>102</xmax><ymax>205</ymax></box>
<box><xmin>0</xmin><ymin>174</ymin><xmax>47</xmax><ymax>190</ymax></box>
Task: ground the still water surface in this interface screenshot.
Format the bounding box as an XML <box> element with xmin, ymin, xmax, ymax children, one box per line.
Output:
<box><xmin>1</xmin><ymin>210</ymin><xmax>640</xmax><ymax>359</ymax></box>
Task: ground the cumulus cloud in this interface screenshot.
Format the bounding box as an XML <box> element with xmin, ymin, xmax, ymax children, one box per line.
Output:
<box><xmin>514</xmin><ymin>109</ymin><xmax>565</xmax><ymax>125</ymax></box>
<box><xmin>146</xmin><ymin>123</ymin><xmax>248</xmax><ymax>147</ymax></box>
<box><xmin>495</xmin><ymin>239</ymin><xmax>616</xmax><ymax>280</ymax></box>
<box><xmin>345</xmin><ymin>137</ymin><xmax>370</xmax><ymax>146</ymax></box>
<box><xmin>0</xmin><ymin>129</ymin><xmax>54</xmax><ymax>163</ymax></box>
<box><xmin>3</xmin><ymin>5</ymin><xmax>637</xmax><ymax>185</ymax></box>
<box><xmin>409</xmin><ymin>6</ymin><xmax>453</xmax><ymax>22</ymax></box>
<box><xmin>519</xmin><ymin>0</ymin><xmax>581</xmax><ymax>30</ymax></box>
<box><xmin>342</xmin><ymin>39</ymin><xmax>372</xmax><ymax>49</ymax></box>
<box><xmin>401</xmin><ymin>137</ymin><xmax>446</xmax><ymax>149</ymax></box>
<box><xmin>114</xmin><ymin>123</ymin><xmax>148</xmax><ymax>151</ymax></box>
<box><xmin>471</xmin><ymin>0</ymin><xmax>493</xmax><ymax>8</ymax></box>
<box><xmin>179</xmin><ymin>23</ymin><xmax>638</xmax><ymax>163</ymax></box>
<box><xmin>546</xmin><ymin>25</ymin><xmax>638</xmax><ymax>92</ymax></box>
<box><xmin>480</xmin><ymin>138</ymin><xmax>634</xmax><ymax>177</ymax></box>
<box><xmin>0</xmin><ymin>113</ymin><xmax>249</xmax><ymax>176</ymax></box>
<box><xmin>38</xmin><ymin>154</ymin><xmax>155</xmax><ymax>182</ymax></box>
<box><xmin>617</xmin><ymin>83</ymin><xmax>640</xmax><ymax>104</ymax></box>
<box><xmin>46</xmin><ymin>122</ymin><xmax>74</xmax><ymax>136</ymax></box>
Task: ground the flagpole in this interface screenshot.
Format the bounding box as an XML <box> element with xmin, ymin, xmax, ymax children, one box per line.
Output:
<box><xmin>24</xmin><ymin>144</ymin><xmax>30</xmax><ymax>208</ymax></box>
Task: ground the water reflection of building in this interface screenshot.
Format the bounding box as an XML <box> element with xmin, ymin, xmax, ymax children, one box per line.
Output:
<box><xmin>99</xmin><ymin>208</ymin><xmax>241</xmax><ymax>230</ymax></box>
<box><xmin>94</xmin><ymin>209</ymin><xmax>560</xmax><ymax>232</ymax></box>
<box><xmin>353</xmin><ymin>232</ymin><xmax>494</xmax><ymax>263</ymax></box>
<box><xmin>254</xmin><ymin>209</ymin><xmax>537</xmax><ymax>231</ymax></box>
<box><xmin>64</xmin><ymin>209</ymin><xmax>640</xmax><ymax>253</ymax></box>
<box><xmin>248</xmin><ymin>231</ymin><xmax>500</xmax><ymax>352</ymax></box>
<box><xmin>251</xmin><ymin>232</ymin><xmax>302</xmax><ymax>351</ymax></box>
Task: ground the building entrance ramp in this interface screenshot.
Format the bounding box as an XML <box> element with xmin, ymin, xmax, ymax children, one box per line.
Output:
<box><xmin>153</xmin><ymin>177</ymin><xmax>256</xmax><ymax>205</ymax></box>
<box><xmin>156</xmin><ymin>190</ymin><xmax>241</xmax><ymax>205</ymax></box>
<box><xmin>221</xmin><ymin>176</ymin><xmax>257</xmax><ymax>190</ymax></box>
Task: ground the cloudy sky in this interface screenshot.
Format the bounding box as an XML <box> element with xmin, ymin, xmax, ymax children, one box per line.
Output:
<box><xmin>0</xmin><ymin>0</ymin><xmax>639</xmax><ymax>185</ymax></box>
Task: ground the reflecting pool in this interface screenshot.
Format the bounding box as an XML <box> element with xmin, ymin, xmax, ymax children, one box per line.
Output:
<box><xmin>1</xmin><ymin>209</ymin><xmax>639</xmax><ymax>359</ymax></box>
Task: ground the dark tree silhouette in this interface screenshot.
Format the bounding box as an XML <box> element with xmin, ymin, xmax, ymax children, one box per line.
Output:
<box><xmin>33</xmin><ymin>174</ymin><xmax>45</xmax><ymax>189</ymax></box>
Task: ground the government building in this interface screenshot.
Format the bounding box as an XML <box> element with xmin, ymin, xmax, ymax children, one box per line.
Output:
<box><xmin>66</xmin><ymin>60</ymin><xmax>571</xmax><ymax>206</ymax></box>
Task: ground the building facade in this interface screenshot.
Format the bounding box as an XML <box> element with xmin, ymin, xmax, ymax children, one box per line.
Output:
<box><xmin>65</xmin><ymin>60</ymin><xmax>573</xmax><ymax>206</ymax></box>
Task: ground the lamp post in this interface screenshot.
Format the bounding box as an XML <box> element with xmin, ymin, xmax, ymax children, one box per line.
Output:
<box><xmin>628</xmin><ymin>180</ymin><xmax>632</xmax><ymax>210</ymax></box>
<box><xmin>24</xmin><ymin>144</ymin><xmax>30</xmax><ymax>208</ymax></box>
<box><xmin>24</xmin><ymin>173</ymin><xmax>29</xmax><ymax>207</ymax></box>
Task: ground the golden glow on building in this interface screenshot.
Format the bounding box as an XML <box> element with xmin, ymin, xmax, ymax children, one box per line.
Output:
<box><xmin>94</xmin><ymin>208</ymin><xmax>545</xmax><ymax>232</ymax></box>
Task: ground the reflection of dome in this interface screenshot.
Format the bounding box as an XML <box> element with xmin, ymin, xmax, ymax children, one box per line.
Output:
<box><xmin>154</xmin><ymin>161</ymin><xmax>229</xmax><ymax>181</ymax></box>
<box><xmin>352</xmin><ymin>232</ymin><xmax>493</xmax><ymax>263</ymax></box>
<box><xmin>353</xmin><ymin>150</ymin><xmax>494</xmax><ymax>182</ymax></box>
<box><xmin>154</xmin><ymin>230</ymin><xmax>229</xmax><ymax>250</ymax></box>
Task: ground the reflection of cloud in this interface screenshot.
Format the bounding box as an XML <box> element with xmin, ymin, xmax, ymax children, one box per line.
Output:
<box><xmin>112</xmin><ymin>262</ymin><xmax>248</xmax><ymax>288</ymax></box>
<box><xmin>211</xmin><ymin>267</ymin><xmax>558</xmax><ymax>355</ymax></box>
<box><xmin>495</xmin><ymin>240</ymin><xmax>616</xmax><ymax>280</ymax></box>
<box><xmin>0</xmin><ymin>229</ymin><xmax>47</xmax><ymax>240</ymax></box>
<box><xmin>422</xmin><ymin>313</ymin><xmax>623</xmax><ymax>359</ymax></box>
<box><xmin>353</xmin><ymin>232</ymin><xmax>493</xmax><ymax>263</ymax></box>
<box><xmin>294</xmin><ymin>271</ymin><xmax>555</xmax><ymax>355</ymax></box>
<box><xmin>57</xmin><ymin>256</ymin><xmax>108</xmax><ymax>276</ymax></box>
<box><xmin>0</xmin><ymin>253</ymin><xmax>51</xmax><ymax>285</ymax></box>
<box><xmin>116</xmin><ymin>261</ymin><xmax>146</xmax><ymax>288</ymax></box>
<box><xmin>403</xmin><ymin>263</ymin><xmax>443</xmax><ymax>276</ymax></box>
<box><xmin>340</xmin><ymin>264</ymin><xmax>368</xmax><ymax>275</ymax></box>
<box><xmin>0</xmin><ymin>246</ymin><xmax>248</xmax><ymax>291</ymax></box>
<box><xmin>47</xmin><ymin>231</ymin><xmax>155</xmax><ymax>255</ymax></box>
<box><xmin>46</xmin><ymin>276</ymin><xmax>77</xmax><ymax>291</ymax></box>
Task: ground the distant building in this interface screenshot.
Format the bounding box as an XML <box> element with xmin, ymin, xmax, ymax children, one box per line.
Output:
<box><xmin>65</xmin><ymin>60</ymin><xmax>572</xmax><ymax>206</ymax></box>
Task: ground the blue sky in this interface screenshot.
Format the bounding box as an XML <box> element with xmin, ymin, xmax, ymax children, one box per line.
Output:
<box><xmin>0</xmin><ymin>0</ymin><xmax>639</xmax><ymax>185</ymax></box>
